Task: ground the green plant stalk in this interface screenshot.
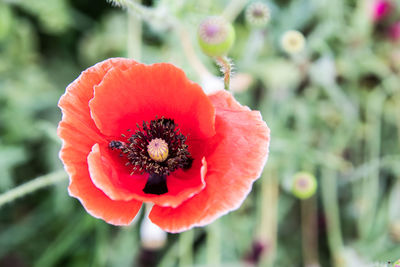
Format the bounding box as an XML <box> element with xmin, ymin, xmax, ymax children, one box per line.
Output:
<box><xmin>358</xmin><ymin>90</ymin><xmax>385</xmax><ymax>238</ymax></box>
<box><xmin>392</xmin><ymin>91</ymin><xmax>400</xmax><ymax>165</ymax></box>
<box><xmin>207</xmin><ymin>220</ymin><xmax>221</xmax><ymax>266</ymax></box>
<box><xmin>109</xmin><ymin>0</ymin><xmax>155</xmax><ymax>23</ymax></box>
<box><xmin>324</xmin><ymin>84</ymin><xmax>357</xmax><ymax>125</ymax></box>
<box><xmin>215</xmin><ymin>56</ymin><xmax>232</xmax><ymax>91</ymax></box>
<box><xmin>179</xmin><ymin>230</ymin><xmax>194</xmax><ymax>267</ymax></box>
<box><xmin>301</xmin><ymin>196</ymin><xmax>320</xmax><ymax>267</ymax></box>
<box><xmin>158</xmin><ymin>240</ymin><xmax>179</xmax><ymax>267</ymax></box>
<box><xmin>34</xmin><ymin>214</ymin><xmax>93</xmax><ymax>267</ymax></box>
<box><xmin>321</xmin><ymin>168</ymin><xmax>344</xmax><ymax>267</ymax></box>
<box><xmin>241</xmin><ymin>29</ymin><xmax>265</xmax><ymax>69</ymax></box>
<box><xmin>258</xmin><ymin>169</ymin><xmax>279</xmax><ymax>266</ymax></box>
<box><xmin>222</xmin><ymin>0</ymin><xmax>249</xmax><ymax>22</ymax></box>
<box><xmin>113</xmin><ymin>0</ymin><xmax>212</xmax><ymax>81</ymax></box>
<box><xmin>127</xmin><ymin>0</ymin><xmax>142</xmax><ymax>59</ymax></box>
<box><xmin>0</xmin><ymin>170</ymin><xmax>67</xmax><ymax>208</ymax></box>
<box><xmin>177</xmin><ymin>26</ymin><xmax>211</xmax><ymax>79</ymax></box>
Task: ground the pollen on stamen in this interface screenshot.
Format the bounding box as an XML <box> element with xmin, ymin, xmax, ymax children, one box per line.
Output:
<box><xmin>147</xmin><ymin>138</ymin><xmax>169</xmax><ymax>162</ymax></box>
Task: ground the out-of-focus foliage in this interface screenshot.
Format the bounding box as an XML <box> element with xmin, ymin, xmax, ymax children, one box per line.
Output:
<box><xmin>0</xmin><ymin>0</ymin><xmax>400</xmax><ymax>266</ymax></box>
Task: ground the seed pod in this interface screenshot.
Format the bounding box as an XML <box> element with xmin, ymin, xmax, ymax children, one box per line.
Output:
<box><xmin>292</xmin><ymin>172</ymin><xmax>317</xmax><ymax>200</ymax></box>
<box><xmin>281</xmin><ymin>30</ymin><xmax>306</xmax><ymax>54</ymax></box>
<box><xmin>245</xmin><ymin>2</ymin><xmax>271</xmax><ymax>28</ymax></box>
<box><xmin>198</xmin><ymin>16</ymin><xmax>235</xmax><ymax>57</ymax></box>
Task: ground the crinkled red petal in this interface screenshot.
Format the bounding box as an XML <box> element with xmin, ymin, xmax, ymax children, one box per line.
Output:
<box><xmin>87</xmin><ymin>140</ymin><xmax>207</xmax><ymax>208</ymax></box>
<box><xmin>88</xmin><ymin>63</ymin><xmax>216</xmax><ymax>139</ymax></box>
<box><xmin>58</xmin><ymin>58</ymin><xmax>142</xmax><ymax>225</ymax></box>
<box><xmin>149</xmin><ymin>90</ymin><xmax>270</xmax><ymax>233</ymax></box>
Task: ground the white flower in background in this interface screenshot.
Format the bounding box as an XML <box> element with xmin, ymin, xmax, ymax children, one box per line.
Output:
<box><xmin>281</xmin><ymin>30</ymin><xmax>305</xmax><ymax>54</ymax></box>
<box><xmin>200</xmin><ymin>73</ymin><xmax>254</xmax><ymax>94</ymax></box>
<box><xmin>140</xmin><ymin>210</ymin><xmax>167</xmax><ymax>250</ymax></box>
<box><xmin>200</xmin><ymin>74</ymin><xmax>224</xmax><ymax>94</ymax></box>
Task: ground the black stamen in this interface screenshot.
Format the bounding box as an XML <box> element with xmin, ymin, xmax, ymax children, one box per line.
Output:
<box><xmin>142</xmin><ymin>174</ymin><xmax>168</xmax><ymax>195</ymax></box>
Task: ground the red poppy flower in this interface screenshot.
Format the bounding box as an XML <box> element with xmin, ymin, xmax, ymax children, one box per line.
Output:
<box><xmin>58</xmin><ymin>58</ymin><xmax>270</xmax><ymax>233</ymax></box>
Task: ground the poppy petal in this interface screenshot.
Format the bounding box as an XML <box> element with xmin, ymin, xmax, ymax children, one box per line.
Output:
<box><xmin>87</xmin><ymin>142</ymin><xmax>207</xmax><ymax>208</ymax></box>
<box><xmin>88</xmin><ymin>63</ymin><xmax>216</xmax><ymax>139</ymax></box>
<box><xmin>149</xmin><ymin>90</ymin><xmax>270</xmax><ymax>232</ymax></box>
<box><xmin>59</xmin><ymin>58</ymin><xmax>137</xmax><ymax>145</ymax></box>
<box><xmin>58</xmin><ymin>58</ymin><xmax>142</xmax><ymax>225</ymax></box>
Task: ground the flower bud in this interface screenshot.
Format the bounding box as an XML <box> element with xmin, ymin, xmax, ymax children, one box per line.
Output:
<box><xmin>281</xmin><ymin>30</ymin><xmax>305</xmax><ymax>55</ymax></box>
<box><xmin>198</xmin><ymin>16</ymin><xmax>235</xmax><ymax>57</ymax></box>
<box><xmin>245</xmin><ymin>2</ymin><xmax>271</xmax><ymax>28</ymax></box>
<box><xmin>292</xmin><ymin>172</ymin><xmax>317</xmax><ymax>200</ymax></box>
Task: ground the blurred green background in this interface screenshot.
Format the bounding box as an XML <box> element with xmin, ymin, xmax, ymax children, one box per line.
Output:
<box><xmin>1</xmin><ymin>0</ymin><xmax>400</xmax><ymax>266</ymax></box>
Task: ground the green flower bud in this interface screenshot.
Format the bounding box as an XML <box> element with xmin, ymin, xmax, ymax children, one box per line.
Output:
<box><xmin>198</xmin><ymin>16</ymin><xmax>235</xmax><ymax>57</ymax></box>
<box><xmin>292</xmin><ymin>172</ymin><xmax>317</xmax><ymax>200</ymax></box>
<box><xmin>245</xmin><ymin>2</ymin><xmax>271</xmax><ymax>28</ymax></box>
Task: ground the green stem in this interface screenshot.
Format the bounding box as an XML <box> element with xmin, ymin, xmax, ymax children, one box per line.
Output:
<box><xmin>0</xmin><ymin>170</ymin><xmax>67</xmax><ymax>208</ymax></box>
<box><xmin>321</xmin><ymin>168</ymin><xmax>343</xmax><ymax>267</ymax></box>
<box><xmin>179</xmin><ymin>230</ymin><xmax>194</xmax><ymax>267</ymax></box>
<box><xmin>241</xmin><ymin>29</ymin><xmax>265</xmax><ymax>69</ymax></box>
<box><xmin>178</xmin><ymin>26</ymin><xmax>211</xmax><ymax>78</ymax></box>
<box><xmin>207</xmin><ymin>220</ymin><xmax>221</xmax><ymax>266</ymax></box>
<box><xmin>110</xmin><ymin>0</ymin><xmax>151</xmax><ymax>19</ymax></box>
<box><xmin>109</xmin><ymin>0</ymin><xmax>175</xmax><ymax>28</ymax></box>
<box><xmin>258</xmin><ymin>169</ymin><xmax>278</xmax><ymax>266</ymax></box>
<box><xmin>358</xmin><ymin>90</ymin><xmax>385</xmax><ymax>238</ymax></box>
<box><xmin>112</xmin><ymin>0</ymin><xmax>212</xmax><ymax>81</ymax></box>
<box><xmin>127</xmin><ymin>0</ymin><xmax>142</xmax><ymax>59</ymax></box>
<box><xmin>301</xmin><ymin>197</ymin><xmax>319</xmax><ymax>267</ymax></box>
<box><xmin>215</xmin><ymin>56</ymin><xmax>232</xmax><ymax>91</ymax></box>
<box><xmin>221</xmin><ymin>0</ymin><xmax>249</xmax><ymax>22</ymax></box>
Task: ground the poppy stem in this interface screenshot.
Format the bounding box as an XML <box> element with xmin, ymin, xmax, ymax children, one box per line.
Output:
<box><xmin>178</xmin><ymin>26</ymin><xmax>213</xmax><ymax>78</ymax></box>
<box><xmin>258</xmin><ymin>170</ymin><xmax>278</xmax><ymax>266</ymax></box>
<box><xmin>0</xmin><ymin>169</ymin><xmax>67</xmax><ymax>208</ymax></box>
<box><xmin>207</xmin><ymin>220</ymin><xmax>221</xmax><ymax>266</ymax></box>
<box><xmin>221</xmin><ymin>0</ymin><xmax>249</xmax><ymax>22</ymax></box>
<box><xmin>320</xmin><ymin>168</ymin><xmax>344</xmax><ymax>267</ymax></box>
<box><xmin>357</xmin><ymin>90</ymin><xmax>384</xmax><ymax>239</ymax></box>
<box><xmin>178</xmin><ymin>230</ymin><xmax>194</xmax><ymax>267</ymax></box>
<box><xmin>127</xmin><ymin>0</ymin><xmax>142</xmax><ymax>59</ymax></box>
<box><xmin>300</xmin><ymin>196</ymin><xmax>320</xmax><ymax>267</ymax></box>
<box><xmin>108</xmin><ymin>0</ymin><xmax>152</xmax><ymax>20</ymax></box>
<box><xmin>109</xmin><ymin>0</ymin><xmax>174</xmax><ymax>28</ymax></box>
<box><xmin>215</xmin><ymin>56</ymin><xmax>233</xmax><ymax>91</ymax></box>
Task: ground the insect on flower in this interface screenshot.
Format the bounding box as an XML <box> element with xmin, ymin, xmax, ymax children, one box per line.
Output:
<box><xmin>57</xmin><ymin>58</ymin><xmax>270</xmax><ymax>232</ymax></box>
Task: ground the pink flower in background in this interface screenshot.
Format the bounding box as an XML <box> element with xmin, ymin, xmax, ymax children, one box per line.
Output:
<box><xmin>389</xmin><ymin>21</ymin><xmax>400</xmax><ymax>41</ymax></box>
<box><xmin>372</xmin><ymin>0</ymin><xmax>393</xmax><ymax>21</ymax></box>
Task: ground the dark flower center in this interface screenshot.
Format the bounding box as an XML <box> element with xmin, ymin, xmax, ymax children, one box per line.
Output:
<box><xmin>252</xmin><ymin>9</ymin><xmax>265</xmax><ymax>18</ymax></box>
<box><xmin>109</xmin><ymin>117</ymin><xmax>193</xmax><ymax>195</ymax></box>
